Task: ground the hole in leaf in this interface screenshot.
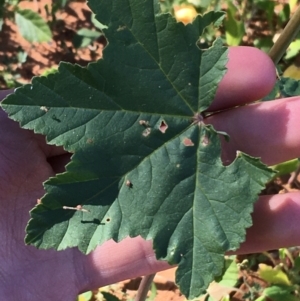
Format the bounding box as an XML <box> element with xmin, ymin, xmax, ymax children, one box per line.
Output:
<box><xmin>201</xmin><ymin>136</ymin><xmax>209</xmax><ymax>146</ymax></box>
<box><xmin>159</xmin><ymin>120</ymin><xmax>168</xmax><ymax>133</ymax></box>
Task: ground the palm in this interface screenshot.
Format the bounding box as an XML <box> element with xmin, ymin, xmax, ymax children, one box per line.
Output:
<box><xmin>0</xmin><ymin>109</ymin><xmax>82</xmax><ymax>299</ymax></box>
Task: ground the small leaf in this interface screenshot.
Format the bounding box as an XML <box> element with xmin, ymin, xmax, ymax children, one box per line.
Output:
<box><xmin>258</xmin><ymin>264</ymin><xmax>291</xmax><ymax>286</ymax></box>
<box><xmin>91</xmin><ymin>13</ymin><xmax>107</xmax><ymax>30</ymax></box>
<box><xmin>270</xmin><ymin>159</ymin><xmax>299</xmax><ymax>178</ymax></box>
<box><xmin>278</xmin><ymin>77</ymin><xmax>300</xmax><ymax>97</ymax></box>
<box><xmin>205</xmin><ymin>257</ymin><xmax>239</xmax><ymax>301</ymax></box>
<box><xmin>72</xmin><ymin>28</ymin><xmax>103</xmax><ymax>49</ymax></box>
<box><xmin>285</xmin><ymin>39</ymin><xmax>300</xmax><ymax>60</ymax></box>
<box><xmin>216</xmin><ymin>257</ymin><xmax>239</xmax><ymax>287</ymax></box>
<box><xmin>224</xmin><ymin>2</ymin><xmax>245</xmax><ymax>46</ymax></box>
<box><xmin>77</xmin><ymin>290</ymin><xmax>93</xmax><ymax>301</ymax></box>
<box><xmin>259</xmin><ymin>285</ymin><xmax>298</xmax><ymax>301</ymax></box>
<box><xmin>253</xmin><ymin>37</ymin><xmax>273</xmax><ymax>54</ymax></box>
<box><xmin>101</xmin><ymin>292</ymin><xmax>122</xmax><ymax>301</ymax></box>
<box><xmin>15</xmin><ymin>9</ymin><xmax>52</xmax><ymax>43</ymax></box>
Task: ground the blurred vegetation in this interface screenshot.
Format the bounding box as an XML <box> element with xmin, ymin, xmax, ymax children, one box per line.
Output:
<box><xmin>0</xmin><ymin>0</ymin><xmax>104</xmax><ymax>88</ymax></box>
<box><xmin>1</xmin><ymin>0</ymin><xmax>300</xmax><ymax>88</ymax></box>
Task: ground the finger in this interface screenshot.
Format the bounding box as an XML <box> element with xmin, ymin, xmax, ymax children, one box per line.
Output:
<box><xmin>208</xmin><ymin>46</ymin><xmax>276</xmax><ymax>112</ymax></box>
<box><xmin>0</xmin><ymin>89</ymin><xmax>66</xmax><ymax>159</ymax></box>
<box><xmin>0</xmin><ymin>89</ymin><xmax>14</xmax><ymax>100</ymax></box>
<box><xmin>236</xmin><ymin>192</ymin><xmax>300</xmax><ymax>254</ymax></box>
<box><xmin>79</xmin><ymin>192</ymin><xmax>300</xmax><ymax>291</ymax></box>
<box><xmin>47</xmin><ymin>153</ymin><xmax>71</xmax><ymax>173</ymax></box>
<box><xmin>207</xmin><ymin>96</ymin><xmax>300</xmax><ymax>166</ymax></box>
<box><xmin>0</xmin><ymin>106</ymin><xmax>67</xmax><ymax>159</ymax></box>
<box><xmin>1</xmin><ymin>47</ymin><xmax>276</xmax><ymax>158</ymax></box>
<box><xmin>79</xmin><ymin>237</ymin><xmax>171</xmax><ymax>292</ymax></box>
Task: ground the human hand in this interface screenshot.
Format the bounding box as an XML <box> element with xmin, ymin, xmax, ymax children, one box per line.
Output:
<box><xmin>1</xmin><ymin>46</ymin><xmax>299</xmax><ymax>300</ymax></box>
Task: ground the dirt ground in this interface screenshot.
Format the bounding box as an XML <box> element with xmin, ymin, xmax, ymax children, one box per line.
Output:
<box><xmin>1</xmin><ymin>1</ymin><xmax>300</xmax><ymax>301</ymax></box>
<box><xmin>0</xmin><ymin>0</ymin><xmax>105</xmax><ymax>87</ymax></box>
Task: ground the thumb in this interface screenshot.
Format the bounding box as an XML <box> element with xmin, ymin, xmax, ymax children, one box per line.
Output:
<box><xmin>208</xmin><ymin>46</ymin><xmax>276</xmax><ymax>112</ymax></box>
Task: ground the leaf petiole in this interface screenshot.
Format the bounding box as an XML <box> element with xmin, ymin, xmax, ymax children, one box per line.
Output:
<box><xmin>269</xmin><ymin>5</ymin><xmax>300</xmax><ymax>64</ymax></box>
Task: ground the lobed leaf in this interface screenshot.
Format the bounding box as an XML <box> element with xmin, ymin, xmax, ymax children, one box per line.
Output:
<box><xmin>2</xmin><ymin>0</ymin><xmax>274</xmax><ymax>299</ymax></box>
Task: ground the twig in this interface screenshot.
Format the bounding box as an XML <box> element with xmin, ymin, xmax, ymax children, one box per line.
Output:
<box><xmin>269</xmin><ymin>5</ymin><xmax>300</xmax><ymax>64</ymax></box>
<box><xmin>134</xmin><ymin>273</ymin><xmax>156</xmax><ymax>301</ymax></box>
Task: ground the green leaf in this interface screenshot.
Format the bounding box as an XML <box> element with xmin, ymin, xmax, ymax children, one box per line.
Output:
<box><xmin>258</xmin><ymin>285</ymin><xmax>298</xmax><ymax>301</ymax></box>
<box><xmin>91</xmin><ymin>13</ymin><xmax>108</xmax><ymax>30</ymax></box>
<box><xmin>270</xmin><ymin>159</ymin><xmax>299</xmax><ymax>178</ymax></box>
<box><xmin>205</xmin><ymin>256</ymin><xmax>239</xmax><ymax>301</ymax></box>
<box><xmin>224</xmin><ymin>2</ymin><xmax>245</xmax><ymax>46</ymax></box>
<box><xmin>253</xmin><ymin>37</ymin><xmax>273</xmax><ymax>54</ymax></box>
<box><xmin>285</xmin><ymin>39</ymin><xmax>300</xmax><ymax>60</ymax></box>
<box><xmin>258</xmin><ymin>264</ymin><xmax>291</xmax><ymax>286</ymax></box>
<box><xmin>255</xmin><ymin>1</ymin><xmax>275</xmax><ymax>26</ymax></box>
<box><xmin>2</xmin><ymin>0</ymin><xmax>274</xmax><ymax>299</ymax></box>
<box><xmin>216</xmin><ymin>257</ymin><xmax>239</xmax><ymax>287</ymax></box>
<box><xmin>278</xmin><ymin>77</ymin><xmax>300</xmax><ymax>97</ymax></box>
<box><xmin>0</xmin><ymin>0</ymin><xmax>4</xmax><ymax>31</ymax></box>
<box><xmin>72</xmin><ymin>28</ymin><xmax>103</xmax><ymax>49</ymax></box>
<box><xmin>101</xmin><ymin>292</ymin><xmax>121</xmax><ymax>301</ymax></box>
<box><xmin>262</xmin><ymin>80</ymin><xmax>280</xmax><ymax>101</ymax></box>
<box><xmin>15</xmin><ymin>8</ymin><xmax>52</xmax><ymax>43</ymax></box>
<box><xmin>77</xmin><ymin>291</ymin><xmax>93</xmax><ymax>301</ymax></box>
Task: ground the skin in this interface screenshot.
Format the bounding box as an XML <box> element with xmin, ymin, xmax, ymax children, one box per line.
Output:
<box><xmin>1</xmin><ymin>46</ymin><xmax>300</xmax><ymax>300</ymax></box>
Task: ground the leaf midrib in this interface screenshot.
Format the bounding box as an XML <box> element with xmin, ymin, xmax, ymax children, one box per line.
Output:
<box><xmin>108</xmin><ymin>2</ymin><xmax>196</xmax><ymax>114</ymax></box>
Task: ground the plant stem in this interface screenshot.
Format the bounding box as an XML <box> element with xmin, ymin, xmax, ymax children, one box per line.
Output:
<box><xmin>134</xmin><ymin>273</ymin><xmax>156</xmax><ymax>301</ymax></box>
<box><xmin>269</xmin><ymin>5</ymin><xmax>300</xmax><ymax>64</ymax></box>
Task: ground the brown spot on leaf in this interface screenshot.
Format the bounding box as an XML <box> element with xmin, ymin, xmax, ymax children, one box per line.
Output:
<box><xmin>40</xmin><ymin>106</ymin><xmax>48</xmax><ymax>112</ymax></box>
<box><xmin>159</xmin><ymin>120</ymin><xmax>168</xmax><ymax>133</ymax></box>
<box><xmin>139</xmin><ymin>120</ymin><xmax>149</xmax><ymax>127</ymax></box>
<box><xmin>117</xmin><ymin>25</ymin><xmax>126</xmax><ymax>31</ymax></box>
<box><xmin>87</xmin><ymin>138</ymin><xmax>94</xmax><ymax>144</ymax></box>
<box><xmin>126</xmin><ymin>180</ymin><xmax>133</xmax><ymax>188</ymax></box>
<box><xmin>37</xmin><ymin>198</ymin><xmax>42</xmax><ymax>204</ymax></box>
<box><xmin>106</xmin><ymin>217</ymin><xmax>111</xmax><ymax>222</ymax></box>
<box><xmin>183</xmin><ymin>138</ymin><xmax>194</xmax><ymax>146</ymax></box>
<box><xmin>201</xmin><ymin>136</ymin><xmax>209</xmax><ymax>146</ymax></box>
<box><xmin>142</xmin><ymin>127</ymin><xmax>151</xmax><ymax>137</ymax></box>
